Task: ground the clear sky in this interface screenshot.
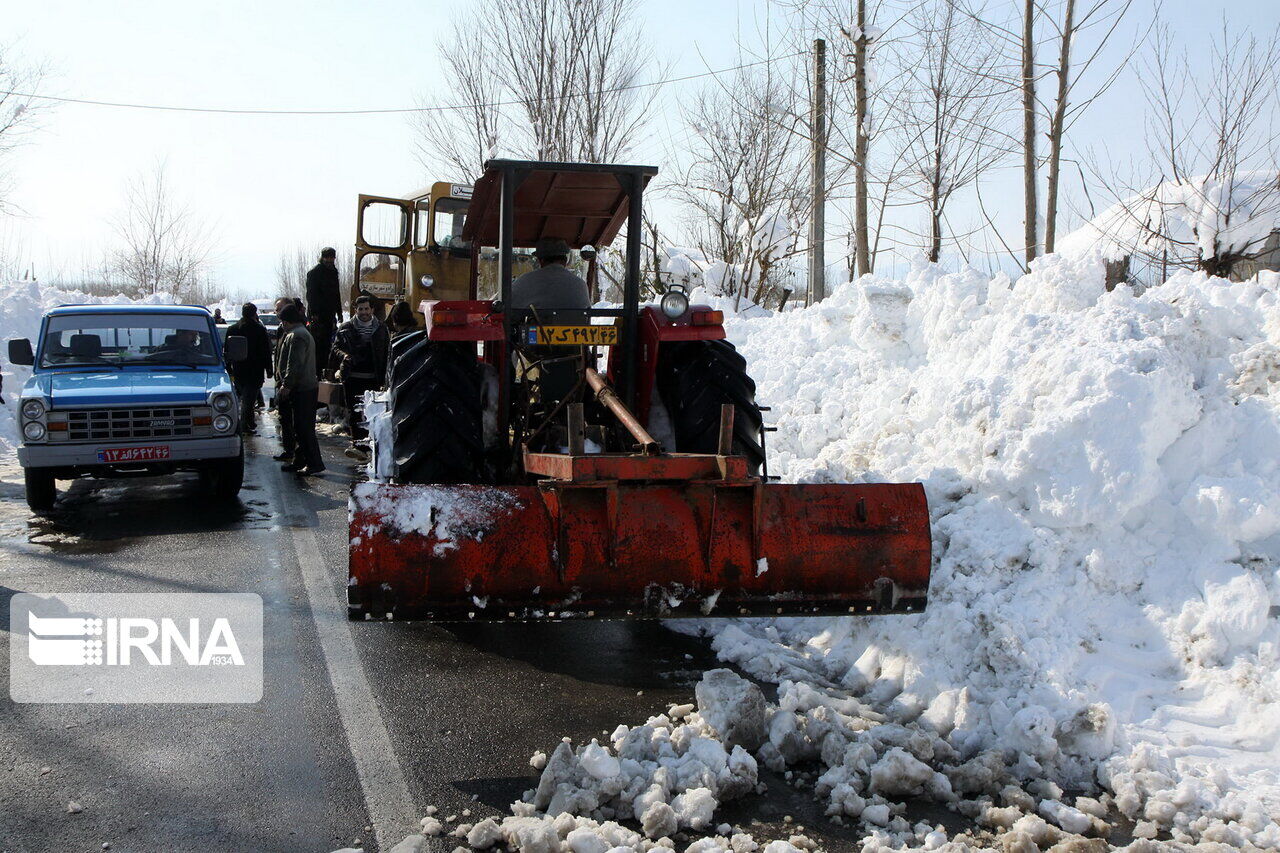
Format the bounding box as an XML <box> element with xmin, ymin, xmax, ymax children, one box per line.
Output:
<box><xmin>1</xmin><ymin>0</ymin><xmax>1275</xmax><ymax>296</ymax></box>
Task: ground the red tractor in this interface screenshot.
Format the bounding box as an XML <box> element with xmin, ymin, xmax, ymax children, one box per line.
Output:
<box><xmin>348</xmin><ymin>160</ymin><xmax>931</xmax><ymax>620</ymax></box>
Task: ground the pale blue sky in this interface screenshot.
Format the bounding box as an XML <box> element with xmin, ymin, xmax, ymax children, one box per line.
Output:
<box><xmin>1</xmin><ymin>0</ymin><xmax>1275</xmax><ymax>295</ymax></box>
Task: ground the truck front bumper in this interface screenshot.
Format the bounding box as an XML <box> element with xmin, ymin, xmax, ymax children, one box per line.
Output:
<box><xmin>19</xmin><ymin>436</ymin><xmax>242</xmax><ymax>470</ymax></box>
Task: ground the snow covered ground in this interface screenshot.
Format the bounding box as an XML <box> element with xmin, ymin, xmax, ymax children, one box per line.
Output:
<box><xmin>372</xmin><ymin>256</ymin><xmax>1279</xmax><ymax>852</ymax></box>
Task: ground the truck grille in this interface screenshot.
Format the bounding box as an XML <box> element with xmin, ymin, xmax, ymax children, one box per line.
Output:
<box><xmin>64</xmin><ymin>407</ymin><xmax>196</xmax><ymax>442</ymax></box>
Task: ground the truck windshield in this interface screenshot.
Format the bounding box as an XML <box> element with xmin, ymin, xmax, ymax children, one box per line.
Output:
<box><xmin>434</xmin><ymin>197</ymin><xmax>471</xmax><ymax>249</ymax></box>
<box><xmin>40</xmin><ymin>314</ymin><xmax>220</xmax><ymax>368</ymax></box>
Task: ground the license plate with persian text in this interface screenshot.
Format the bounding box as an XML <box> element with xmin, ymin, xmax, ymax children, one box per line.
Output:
<box><xmin>526</xmin><ymin>325</ymin><xmax>618</xmax><ymax>346</ymax></box>
<box><xmin>97</xmin><ymin>445</ymin><xmax>171</xmax><ymax>463</ymax></box>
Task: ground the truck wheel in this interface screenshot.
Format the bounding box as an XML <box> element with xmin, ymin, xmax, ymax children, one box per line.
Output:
<box><xmin>202</xmin><ymin>450</ymin><xmax>245</xmax><ymax>500</ymax></box>
<box><xmin>655</xmin><ymin>339</ymin><xmax>765</xmax><ymax>475</ymax></box>
<box><xmin>24</xmin><ymin>469</ymin><xmax>56</xmax><ymax>512</ymax></box>
<box><xmin>389</xmin><ymin>332</ymin><xmax>485</xmax><ymax>484</ymax></box>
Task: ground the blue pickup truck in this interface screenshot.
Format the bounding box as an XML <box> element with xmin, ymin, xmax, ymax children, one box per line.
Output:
<box><xmin>8</xmin><ymin>304</ymin><xmax>249</xmax><ymax>512</ymax></box>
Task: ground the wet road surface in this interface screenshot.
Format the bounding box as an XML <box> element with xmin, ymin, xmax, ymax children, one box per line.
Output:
<box><xmin>0</xmin><ymin>419</ymin><xmax>885</xmax><ymax>853</ymax></box>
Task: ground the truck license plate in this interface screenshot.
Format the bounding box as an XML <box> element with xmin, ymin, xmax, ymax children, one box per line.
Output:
<box><xmin>526</xmin><ymin>325</ymin><xmax>618</xmax><ymax>346</ymax></box>
<box><xmin>97</xmin><ymin>445</ymin><xmax>171</xmax><ymax>463</ymax></box>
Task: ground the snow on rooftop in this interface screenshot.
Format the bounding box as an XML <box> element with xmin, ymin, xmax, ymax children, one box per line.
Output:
<box><xmin>1057</xmin><ymin>171</ymin><xmax>1280</xmax><ymax>264</ymax></box>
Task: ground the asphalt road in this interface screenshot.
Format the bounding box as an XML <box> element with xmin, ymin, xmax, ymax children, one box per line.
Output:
<box><xmin>0</xmin><ymin>416</ymin><xmax>903</xmax><ymax>853</ymax></box>
<box><xmin>0</xmin><ymin>416</ymin><xmax>726</xmax><ymax>853</ymax></box>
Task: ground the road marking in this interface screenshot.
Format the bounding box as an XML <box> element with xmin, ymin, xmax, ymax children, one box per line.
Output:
<box><xmin>269</xmin><ymin>458</ymin><xmax>418</xmax><ymax>850</ymax></box>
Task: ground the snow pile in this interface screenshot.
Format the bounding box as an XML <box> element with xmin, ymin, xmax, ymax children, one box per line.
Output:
<box><xmin>0</xmin><ymin>280</ymin><xmax>174</xmax><ymax>451</ymax></box>
<box><xmin>1058</xmin><ymin>171</ymin><xmax>1280</xmax><ymax>264</ymax></box>
<box><xmin>670</xmin><ymin>256</ymin><xmax>1279</xmax><ymax>847</ymax></box>
<box><xmin>349</xmin><ymin>481</ymin><xmax>524</xmax><ymax>557</ymax></box>
<box><xmin>371</xmin><ymin>256</ymin><xmax>1280</xmax><ymax>851</ymax></box>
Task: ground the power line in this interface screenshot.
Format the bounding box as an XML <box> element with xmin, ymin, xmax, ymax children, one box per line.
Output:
<box><xmin>0</xmin><ymin>52</ymin><xmax>803</xmax><ymax>117</ymax></box>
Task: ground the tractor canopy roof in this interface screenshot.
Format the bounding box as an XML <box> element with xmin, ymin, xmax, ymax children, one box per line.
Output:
<box><xmin>462</xmin><ymin>160</ymin><xmax>657</xmax><ymax>250</ymax></box>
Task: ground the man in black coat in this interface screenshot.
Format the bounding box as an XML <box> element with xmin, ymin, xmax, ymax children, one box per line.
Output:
<box><xmin>226</xmin><ymin>303</ymin><xmax>273</xmax><ymax>433</ymax></box>
<box><xmin>328</xmin><ymin>294</ymin><xmax>389</xmax><ymax>455</ymax></box>
<box><xmin>305</xmin><ymin>247</ymin><xmax>343</xmax><ymax>379</ymax></box>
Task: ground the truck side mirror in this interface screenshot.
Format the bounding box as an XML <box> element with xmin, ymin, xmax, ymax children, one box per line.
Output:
<box><xmin>224</xmin><ymin>335</ymin><xmax>248</xmax><ymax>363</ymax></box>
<box><xmin>8</xmin><ymin>338</ymin><xmax>34</xmax><ymax>366</ymax></box>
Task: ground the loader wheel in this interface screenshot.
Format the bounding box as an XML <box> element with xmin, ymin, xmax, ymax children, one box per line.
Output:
<box><xmin>656</xmin><ymin>339</ymin><xmax>765</xmax><ymax>475</ymax></box>
<box><xmin>389</xmin><ymin>331</ymin><xmax>485</xmax><ymax>484</ymax></box>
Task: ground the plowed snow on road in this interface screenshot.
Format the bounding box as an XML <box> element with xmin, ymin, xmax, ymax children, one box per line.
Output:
<box><xmin>363</xmin><ymin>258</ymin><xmax>1278</xmax><ymax>853</ymax></box>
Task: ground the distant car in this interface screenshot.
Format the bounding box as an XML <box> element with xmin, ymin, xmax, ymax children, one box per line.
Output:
<box><xmin>259</xmin><ymin>312</ymin><xmax>280</xmax><ymax>342</ymax></box>
<box><xmin>216</xmin><ymin>312</ymin><xmax>280</xmax><ymax>344</ymax></box>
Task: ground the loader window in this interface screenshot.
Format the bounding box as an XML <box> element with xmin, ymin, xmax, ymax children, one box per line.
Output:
<box><xmin>358</xmin><ymin>253</ymin><xmax>403</xmax><ymax>300</ymax></box>
<box><xmin>433</xmin><ymin>197</ymin><xmax>470</xmax><ymax>249</ymax></box>
<box><xmin>361</xmin><ymin>201</ymin><xmax>409</xmax><ymax>250</ymax></box>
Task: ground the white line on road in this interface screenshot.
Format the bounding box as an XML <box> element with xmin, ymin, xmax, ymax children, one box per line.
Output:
<box><xmin>273</xmin><ymin>461</ymin><xmax>418</xmax><ymax>851</ymax></box>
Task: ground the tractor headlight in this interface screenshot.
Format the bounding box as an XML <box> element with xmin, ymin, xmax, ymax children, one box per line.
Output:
<box><xmin>212</xmin><ymin>415</ymin><xmax>233</xmax><ymax>433</ymax></box>
<box><xmin>211</xmin><ymin>393</ymin><xmax>234</xmax><ymax>413</ymax></box>
<box><xmin>660</xmin><ymin>290</ymin><xmax>690</xmax><ymax>319</ymax></box>
<box><xmin>23</xmin><ymin>421</ymin><xmax>46</xmax><ymax>441</ymax></box>
<box><xmin>21</xmin><ymin>399</ymin><xmax>45</xmax><ymax>421</ymax></box>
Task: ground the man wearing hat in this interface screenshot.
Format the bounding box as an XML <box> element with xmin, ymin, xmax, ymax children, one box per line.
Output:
<box><xmin>511</xmin><ymin>238</ymin><xmax>590</xmax><ymax>309</ymax></box>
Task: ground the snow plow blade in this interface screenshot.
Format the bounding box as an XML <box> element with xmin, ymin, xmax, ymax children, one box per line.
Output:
<box><xmin>347</xmin><ymin>481</ymin><xmax>930</xmax><ymax>620</ymax></box>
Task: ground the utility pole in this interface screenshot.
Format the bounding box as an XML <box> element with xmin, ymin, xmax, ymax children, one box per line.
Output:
<box><xmin>809</xmin><ymin>38</ymin><xmax>827</xmax><ymax>304</ymax></box>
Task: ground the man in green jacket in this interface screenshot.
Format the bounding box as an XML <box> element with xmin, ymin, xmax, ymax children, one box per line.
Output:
<box><xmin>274</xmin><ymin>304</ymin><xmax>325</xmax><ymax>475</ymax></box>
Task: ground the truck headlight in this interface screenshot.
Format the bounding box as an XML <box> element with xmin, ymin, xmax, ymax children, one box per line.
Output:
<box><xmin>661</xmin><ymin>289</ymin><xmax>690</xmax><ymax>319</ymax></box>
<box><xmin>212</xmin><ymin>415</ymin><xmax>233</xmax><ymax>433</ymax></box>
<box><xmin>21</xmin><ymin>399</ymin><xmax>45</xmax><ymax>421</ymax></box>
<box><xmin>23</xmin><ymin>421</ymin><xmax>46</xmax><ymax>441</ymax></box>
<box><xmin>211</xmin><ymin>393</ymin><xmax>234</xmax><ymax>413</ymax></box>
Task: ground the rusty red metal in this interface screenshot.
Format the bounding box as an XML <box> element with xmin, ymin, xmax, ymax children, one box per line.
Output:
<box><xmin>348</xmin><ymin>481</ymin><xmax>931</xmax><ymax>620</ymax></box>
<box><xmin>522</xmin><ymin>451</ymin><xmax>751</xmax><ymax>482</ymax></box>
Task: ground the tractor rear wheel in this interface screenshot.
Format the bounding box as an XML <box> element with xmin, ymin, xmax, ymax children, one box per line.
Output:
<box><xmin>388</xmin><ymin>331</ymin><xmax>485</xmax><ymax>484</ymax></box>
<box><xmin>656</xmin><ymin>339</ymin><xmax>765</xmax><ymax>475</ymax></box>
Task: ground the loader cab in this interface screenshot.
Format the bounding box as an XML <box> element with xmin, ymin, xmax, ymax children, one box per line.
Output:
<box><xmin>352</xmin><ymin>181</ymin><xmax>536</xmax><ymax>324</ymax></box>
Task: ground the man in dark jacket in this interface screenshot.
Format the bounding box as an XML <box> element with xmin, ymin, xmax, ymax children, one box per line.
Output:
<box><xmin>226</xmin><ymin>303</ymin><xmax>272</xmax><ymax>433</ymax></box>
<box><xmin>328</xmin><ymin>294</ymin><xmax>389</xmax><ymax>455</ymax></box>
<box><xmin>306</xmin><ymin>247</ymin><xmax>343</xmax><ymax>380</ymax></box>
<box><xmin>274</xmin><ymin>304</ymin><xmax>324</xmax><ymax>475</ymax></box>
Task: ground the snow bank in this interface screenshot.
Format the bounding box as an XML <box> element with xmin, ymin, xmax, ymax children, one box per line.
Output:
<box><xmin>1058</xmin><ymin>171</ymin><xmax>1280</xmax><ymax>264</ymax></box>
<box><xmin>371</xmin><ymin>256</ymin><xmax>1280</xmax><ymax>851</ymax></box>
<box><xmin>672</xmin><ymin>256</ymin><xmax>1280</xmax><ymax>847</ymax></box>
<box><xmin>0</xmin><ymin>281</ymin><xmax>174</xmax><ymax>452</ymax></box>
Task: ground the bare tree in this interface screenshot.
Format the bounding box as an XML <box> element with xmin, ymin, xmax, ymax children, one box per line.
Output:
<box><xmin>0</xmin><ymin>45</ymin><xmax>48</xmax><ymax>216</ymax></box>
<box><xmin>1086</xmin><ymin>21</ymin><xmax>1280</xmax><ymax>281</ymax></box>
<box><xmin>673</xmin><ymin>62</ymin><xmax>809</xmax><ymax>305</ymax></box>
<box><xmin>109</xmin><ymin>160</ymin><xmax>216</xmax><ymax>298</ymax></box>
<box><xmin>1020</xmin><ymin>0</ymin><xmax>1038</xmax><ymax>266</ymax></box>
<box><xmin>898</xmin><ymin>0</ymin><xmax>1010</xmax><ymax>262</ymax></box>
<box><xmin>1041</xmin><ymin>0</ymin><xmax>1137</xmax><ymax>253</ymax></box>
<box><xmin>410</xmin><ymin>0</ymin><xmax>654</xmax><ymax>180</ymax></box>
<box><xmin>275</xmin><ymin>244</ymin><xmax>354</xmax><ymax>304</ymax></box>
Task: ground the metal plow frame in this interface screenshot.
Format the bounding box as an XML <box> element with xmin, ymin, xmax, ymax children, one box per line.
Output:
<box><xmin>347</xmin><ymin>471</ymin><xmax>930</xmax><ymax>621</ymax></box>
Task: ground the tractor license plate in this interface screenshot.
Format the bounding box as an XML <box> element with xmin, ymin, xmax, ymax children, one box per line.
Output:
<box><xmin>526</xmin><ymin>325</ymin><xmax>618</xmax><ymax>346</ymax></box>
<box><xmin>98</xmin><ymin>445</ymin><xmax>171</xmax><ymax>463</ymax></box>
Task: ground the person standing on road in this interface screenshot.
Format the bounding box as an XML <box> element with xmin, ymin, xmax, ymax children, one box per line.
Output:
<box><xmin>327</xmin><ymin>295</ymin><xmax>389</xmax><ymax>458</ymax></box>
<box><xmin>274</xmin><ymin>304</ymin><xmax>325</xmax><ymax>475</ymax></box>
<box><xmin>306</xmin><ymin>247</ymin><xmax>343</xmax><ymax>380</ymax></box>
<box><xmin>271</xmin><ymin>296</ymin><xmax>295</xmax><ymax>460</ymax></box>
<box><xmin>226</xmin><ymin>303</ymin><xmax>272</xmax><ymax>434</ymax></box>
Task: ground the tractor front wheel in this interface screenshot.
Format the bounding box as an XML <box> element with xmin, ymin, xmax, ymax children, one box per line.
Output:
<box><xmin>656</xmin><ymin>339</ymin><xmax>765</xmax><ymax>475</ymax></box>
<box><xmin>388</xmin><ymin>331</ymin><xmax>485</xmax><ymax>484</ymax></box>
